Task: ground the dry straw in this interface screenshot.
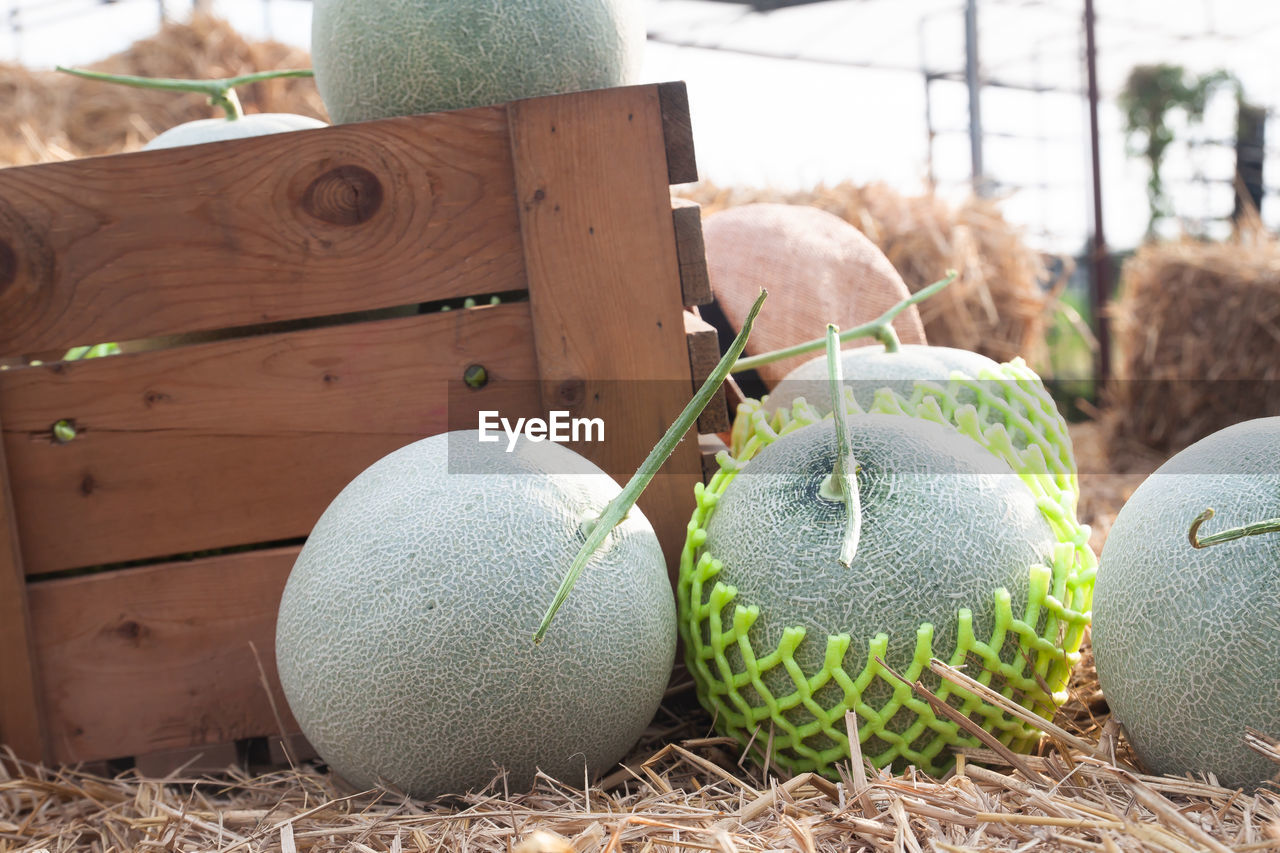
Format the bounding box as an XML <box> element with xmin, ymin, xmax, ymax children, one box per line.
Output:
<box><xmin>3</xmin><ymin>652</ymin><xmax>1278</xmax><ymax>853</ymax></box>
<box><xmin>3</xmin><ymin>428</ymin><xmax>1273</xmax><ymax>852</ymax></box>
<box><xmin>0</xmin><ymin>15</ymin><xmax>327</xmax><ymax>167</ymax></box>
<box><xmin>1107</xmin><ymin>225</ymin><xmax>1280</xmax><ymax>453</ymax></box>
<box><xmin>676</xmin><ymin>182</ymin><xmax>1055</xmax><ymax>367</ymax></box>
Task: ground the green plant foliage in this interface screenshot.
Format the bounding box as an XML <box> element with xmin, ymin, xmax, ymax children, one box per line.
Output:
<box><xmin>1118</xmin><ymin>63</ymin><xmax>1240</xmax><ymax>236</ymax></box>
<box><xmin>63</xmin><ymin>343</ymin><xmax>121</xmax><ymax>360</ymax></box>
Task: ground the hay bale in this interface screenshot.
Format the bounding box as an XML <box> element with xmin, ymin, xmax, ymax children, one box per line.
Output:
<box><xmin>701</xmin><ymin>203</ymin><xmax>926</xmax><ymax>388</ymax></box>
<box><xmin>1108</xmin><ymin>232</ymin><xmax>1280</xmax><ymax>452</ymax></box>
<box><xmin>0</xmin><ymin>63</ymin><xmax>77</xmax><ymax>166</ymax></box>
<box><xmin>679</xmin><ymin>181</ymin><xmax>1052</xmax><ymax>366</ymax></box>
<box><xmin>0</xmin><ymin>15</ymin><xmax>326</xmax><ymax>166</ymax></box>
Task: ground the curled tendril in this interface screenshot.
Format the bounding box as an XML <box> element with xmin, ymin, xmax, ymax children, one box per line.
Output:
<box><xmin>1188</xmin><ymin>507</ymin><xmax>1280</xmax><ymax>549</ymax></box>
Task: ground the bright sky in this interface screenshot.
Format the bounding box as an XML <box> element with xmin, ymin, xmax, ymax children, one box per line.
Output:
<box><xmin>4</xmin><ymin>0</ymin><xmax>1277</xmax><ymax>254</ymax></box>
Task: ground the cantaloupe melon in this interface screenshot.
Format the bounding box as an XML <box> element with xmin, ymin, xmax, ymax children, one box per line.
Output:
<box><xmin>681</xmin><ymin>401</ymin><xmax>1095</xmax><ymax>778</ymax></box>
<box><xmin>1093</xmin><ymin>417</ymin><xmax>1280</xmax><ymax>791</ymax></box>
<box><xmin>731</xmin><ymin>347</ymin><xmax>1079</xmax><ymax>503</ymax></box>
<box><xmin>310</xmin><ymin>0</ymin><xmax>645</xmax><ymax>124</ymax></box>
<box><xmin>761</xmin><ymin>344</ymin><xmax>1004</xmax><ymax>416</ymax></box>
<box><xmin>143</xmin><ymin>113</ymin><xmax>325</xmax><ymax>149</ymax></box>
<box><xmin>700</xmin><ymin>204</ymin><xmax>927</xmax><ymax>390</ymax></box>
<box><xmin>275</xmin><ymin>431</ymin><xmax>675</xmax><ymax>798</ymax></box>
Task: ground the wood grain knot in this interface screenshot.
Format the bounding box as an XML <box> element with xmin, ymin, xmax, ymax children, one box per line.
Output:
<box><xmin>0</xmin><ymin>240</ymin><xmax>15</xmax><ymax>290</ymax></box>
<box><xmin>112</xmin><ymin>619</ymin><xmax>149</xmax><ymax>644</ymax></box>
<box><xmin>0</xmin><ymin>199</ymin><xmax>56</xmax><ymax>307</ymax></box>
<box><xmin>555</xmin><ymin>378</ymin><xmax>586</xmax><ymax>408</ymax></box>
<box><xmin>301</xmin><ymin>165</ymin><xmax>383</xmax><ymax>226</ymax></box>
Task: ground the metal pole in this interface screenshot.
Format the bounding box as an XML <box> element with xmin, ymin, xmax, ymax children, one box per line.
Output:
<box><xmin>919</xmin><ymin>16</ymin><xmax>936</xmax><ymax>187</ymax></box>
<box><xmin>1084</xmin><ymin>0</ymin><xmax>1112</xmax><ymax>384</ymax></box>
<box><xmin>965</xmin><ymin>0</ymin><xmax>985</xmax><ymax>195</ymax></box>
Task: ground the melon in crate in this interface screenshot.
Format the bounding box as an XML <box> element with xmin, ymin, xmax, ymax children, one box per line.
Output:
<box><xmin>310</xmin><ymin>0</ymin><xmax>645</xmax><ymax>123</ymax></box>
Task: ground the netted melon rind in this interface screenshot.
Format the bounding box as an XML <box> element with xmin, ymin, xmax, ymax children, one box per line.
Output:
<box><xmin>729</xmin><ymin>358</ymin><xmax>1078</xmax><ymax>504</ymax></box>
<box><xmin>681</xmin><ymin>391</ymin><xmax>1096</xmax><ymax>779</ymax></box>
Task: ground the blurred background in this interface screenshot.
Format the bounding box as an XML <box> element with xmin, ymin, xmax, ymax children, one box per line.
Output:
<box><xmin>3</xmin><ymin>0</ymin><xmax>1279</xmax><ymax>539</ymax></box>
<box><xmin>6</xmin><ymin>0</ymin><xmax>1277</xmax><ymax>249</ymax></box>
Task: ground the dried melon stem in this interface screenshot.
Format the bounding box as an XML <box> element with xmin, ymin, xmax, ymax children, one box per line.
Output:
<box><xmin>1188</xmin><ymin>507</ymin><xmax>1280</xmax><ymax>548</ymax></box>
<box><xmin>731</xmin><ymin>270</ymin><xmax>956</xmax><ymax>373</ymax></box>
<box><xmin>57</xmin><ymin>66</ymin><xmax>315</xmax><ymax>121</ymax></box>
<box><xmin>533</xmin><ymin>289</ymin><xmax>769</xmax><ymax>643</ymax></box>
<box><xmin>818</xmin><ymin>324</ymin><xmax>862</xmax><ymax>567</ymax></box>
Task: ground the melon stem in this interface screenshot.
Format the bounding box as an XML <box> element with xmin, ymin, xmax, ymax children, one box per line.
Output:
<box><xmin>731</xmin><ymin>270</ymin><xmax>955</xmax><ymax>373</ymax></box>
<box><xmin>534</xmin><ymin>289</ymin><xmax>769</xmax><ymax>644</ymax></box>
<box><xmin>873</xmin><ymin>324</ymin><xmax>902</xmax><ymax>353</ymax></box>
<box><xmin>820</xmin><ymin>324</ymin><xmax>862</xmax><ymax>567</ymax></box>
<box><xmin>1188</xmin><ymin>507</ymin><xmax>1280</xmax><ymax>549</ymax></box>
<box><xmin>56</xmin><ymin>66</ymin><xmax>315</xmax><ymax>122</ymax></box>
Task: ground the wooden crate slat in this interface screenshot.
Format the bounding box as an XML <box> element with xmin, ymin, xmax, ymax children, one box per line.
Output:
<box><xmin>508</xmin><ymin>85</ymin><xmax>703</xmax><ymax>575</ymax></box>
<box><xmin>657</xmin><ymin>82</ymin><xmax>698</xmax><ymax>185</ymax></box>
<box><xmin>672</xmin><ymin>199</ymin><xmax>712</xmax><ymax>307</ymax></box>
<box><xmin>0</xmin><ymin>109</ymin><xmax>527</xmax><ymax>358</ymax></box>
<box><xmin>699</xmin><ymin>433</ymin><xmax>729</xmax><ymax>485</ymax></box>
<box><xmin>683</xmin><ymin>310</ymin><xmax>730</xmax><ymax>436</ymax></box>
<box><xmin>268</xmin><ymin>733</ymin><xmax>319</xmax><ymax>768</ymax></box>
<box><xmin>2</xmin><ymin>82</ymin><xmax>716</xmax><ymax>769</ymax></box>
<box><xmin>2</xmin><ymin>304</ymin><xmax>542</xmax><ymax>575</ymax></box>
<box><xmin>134</xmin><ymin>742</ymin><xmax>242</xmax><ymax>779</ymax></box>
<box><xmin>26</xmin><ymin>547</ymin><xmax>301</xmax><ymax>765</ymax></box>
<box><xmin>0</xmin><ymin>411</ymin><xmax>46</xmax><ymax>762</ymax></box>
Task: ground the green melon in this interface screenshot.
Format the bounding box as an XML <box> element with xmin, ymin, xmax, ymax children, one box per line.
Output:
<box><xmin>310</xmin><ymin>0</ymin><xmax>645</xmax><ymax>124</ymax></box>
<box><xmin>762</xmin><ymin>344</ymin><xmax>1001</xmax><ymax>417</ymax></box>
<box><xmin>275</xmin><ymin>430</ymin><xmax>675</xmax><ymax>798</ymax></box>
<box><xmin>732</xmin><ymin>349</ymin><xmax>1079</xmax><ymax>503</ymax></box>
<box><xmin>144</xmin><ymin>113</ymin><xmax>325</xmax><ymax>150</ymax></box>
<box><xmin>1093</xmin><ymin>417</ymin><xmax>1280</xmax><ymax>791</ymax></box>
<box><xmin>680</xmin><ymin>408</ymin><xmax>1095</xmax><ymax>778</ymax></box>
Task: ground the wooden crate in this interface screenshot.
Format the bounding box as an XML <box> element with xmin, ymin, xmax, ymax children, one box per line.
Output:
<box><xmin>0</xmin><ymin>82</ymin><xmax>726</xmax><ymax>769</ymax></box>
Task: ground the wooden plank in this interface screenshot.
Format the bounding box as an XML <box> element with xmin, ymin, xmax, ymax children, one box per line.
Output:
<box><xmin>699</xmin><ymin>433</ymin><xmax>729</xmax><ymax>485</ymax></box>
<box><xmin>509</xmin><ymin>84</ymin><xmax>703</xmax><ymax>577</ymax></box>
<box><xmin>25</xmin><ymin>547</ymin><xmax>301</xmax><ymax>765</ymax></box>
<box><xmin>683</xmin><ymin>311</ymin><xmax>729</xmax><ymax>435</ymax></box>
<box><xmin>658</xmin><ymin>82</ymin><xmax>698</xmax><ymax>185</ymax></box>
<box><xmin>268</xmin><ymin>733</ymin><xmax>319</xmax><ymax>768</ymax></box>
<box><xmin>672</xmin><ymin>198</ymin><xmax>712</xmax><ymax>307</ymax></box>
<box><xmin>0</xmin><ymin>108</ymin><xmax>527</xmax><ymax>358</ymax></box>
<box><xmin>134</xmin><ymin>742</ymin><xmax>241</xmax><ymax>778</ymax></box>
<box><xmin>1</xmin><ymin>304</ymin><xmax>543</xmax><ymax>575</ymax></box>
<box><xmin>0</xmin><ymin>410</ymin><xmax>47</xmax><ymax>763</ymax></box>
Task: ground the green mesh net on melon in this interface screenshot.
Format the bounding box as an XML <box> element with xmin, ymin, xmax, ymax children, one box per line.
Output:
<box><xmin>680</xmin><ymin>363</ymin><xmax>1096</xmax><ymax>779</ymax></box>
<box><xmin>729</xmin><ymin>357</ymin><xmax>1080</xmax><ymax>505</ymax></box>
